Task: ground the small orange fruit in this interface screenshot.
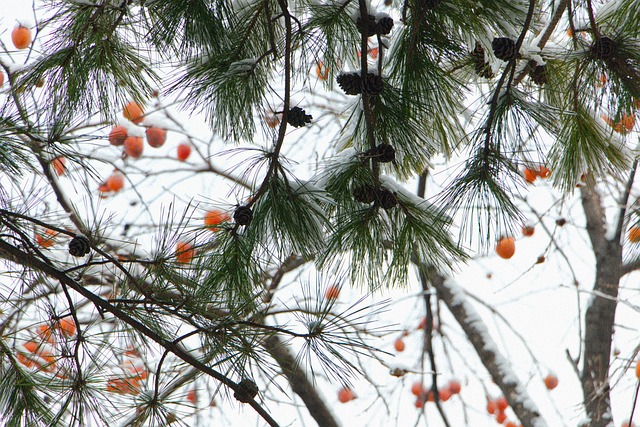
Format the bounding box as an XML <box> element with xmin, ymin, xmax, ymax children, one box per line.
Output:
<box><xmin>0</xmin><ymin>72</ymin><xmax>4</xmax><ymax>87</ymax></box>
<box><xmin>337</xmin><ymin>387</ymin><xmax>355</xmax><ymax>403</ymax></box>
<box><xmin>414</xmin><ymin>398</ymin><xmax>424</xmax><ymax>409</ymax></box>
<box><xmin>264</xmin><ymin>112</ymin><xmax>280</xmax><ymax>128</ymax></box>
<box><xmin>495</xmin><ymin>396</ymin><xmax>508</xmax><ymax>412</ymax></box>
<box><xmin>24</xmin><ymin>341</ymin><xmax>39</xmax><ymax>353</ymax></box>
<box><xmin>98</xmin><ymin>182</ymin><xmax>111</xmax><ymax>197</ymax></box>
<box><xmin>204</xmin><ymin>210</ymin><xmax>229</xmax><ymax>231</ymax></box>
<box><xmin>109</xmin><ymin>126</ymin><xmax>128</xmax><ymax>146</ymax></box>
<box><xmin>438</xmin><ymin>387</ymin><xmax>452</xmax><ymax>402</ymax></box>
<box><xmin>12</xmin><ymin>25</ymin><xmax>32</xmax><ymax>50</ymax></box>
<box><xmin>523</xmin><ymin>168</ymin><xmax>537</xmax><ymax>184</ymax></box>
<box><xmin>393</xmin><ymin>338</ymin><xmax>405</xmax><ymax>352</ymax></box>
<box><xmin>17</xmin><ymin>353</ymin><xmax>34</xmax><ymax>368</ymax></box>
<box><xmin>36</xmin><ymin>229</ymin><xmax>58</xmax><ymax>248</ymax></box>
<box><xmin>544</xmin><ymin>373</ymin><xmax>558</xmax><ymax>390</ymax></box>
<box><xmin>177</xmin><ymin>143</ymin><xmax>191</xmax><ymax>161</ymax></box>
<box><xmin>486</xmin><ymin>399</ymin><xmax>496</xmax><ymax>414</ymax></box>
<box><xmin>496</xmin><ymin>236</ymin><xmax>515</xmax><ymax>259</ymax></box>
<box><xmin>176</xmin><ymin>241</ymin><xmax>195</xmax><ymax>264</ymax></box>
<box><xmin>629</xmin><ymin>226</ymin><xmax>640</xmax><ymax>243</ymax></box>
<box><xmin>522</xmin><ymin>225</ymin><xmax>535</xmax><ymax>237</ymax></box>
<box><xmin>106</xmin><ymin>377</ymin><xmax>140</xmax><ymax>395</ymax></box>
<box><xmin>635</xmin><ymin>359</ymin><xmax>640</xmax><ymax>380</ymax></box>
<box><xmin>124</xmin><ymin>136</ymin><xmax>144</xmax><ymax>158</ymax></box>
<box><xmin>107</xmin><ymin>171</ymin><xmax>125</xmax><ymax>192</ymax></box>
<box><xmin>315</xmin><ymin>61</ymin><xmax>329</xmax><ymax>80</ymax></box>
<box><xmin>505</xmin><ymin>422</ymin><xmax>517</xmax><ymax>427</ymax></box>
<box><xmin>51</xmin><ymin>157</ymin><xmax>66</xmax><ymax>176</ymax></box>
<box><xmin>622</xmin><ymin>421</ymin><xmax>637</xmax><ymax>427</ymax></box>
<box><xmin>496</xmin><ymin>412</ymin><xmax>507</xmax><ymax>423</ymax></box>
<box><xmin>58</xmin><ymin>318</ymin><xmax>76</xmax><ymax>337</ymax></box>
<box><xmin>37</xmin><ymin>325</ymin><xmax>56</xmax><ymax>344</ymax></box>
<box><xmin>187</xmin><ymin>389</ymin><xmax>197</xmax><ymax>405</ymax></box>
<box><xmin>123</xmin><ymin>101</ymin><xmax>144</xmax><ymax>124</ymax></box>
<box><xmin>411</xmin><ymin>381</ymin><xmax>424</xmax><ymax>397</ymax></box>
<box><xmin>425</xmin><ymin>390</ymin><xmax>435</xmax><ymax>402</ymax></box>
<box><xmin>620</xmin><ymin>113</ymin><xmax>636</xmax><ymax>132</ymax></box>
<box><xmin>325</xmin><ymin>285</ymin><xmax>340</xmax><ymax>300</ymax></box>
<box><xmin>146</xmin><ymin>127</ymin><xmax>167</xmax><ymax>148</ymax></box>
<box><xmin>538</xmin><ymin>166</ymin><xmax>551</xmax><ymax>178</ymax></box>
<box><xmin>448</xmin><ymin>380</ymin><xmax>461</xmax><ymax>394</ymax></box>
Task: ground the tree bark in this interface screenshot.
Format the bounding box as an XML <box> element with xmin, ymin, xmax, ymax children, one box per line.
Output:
<box><xmin>579</xmin><ymin>187</ymin><xmax>621</xmax><ymax>427</ymax></box>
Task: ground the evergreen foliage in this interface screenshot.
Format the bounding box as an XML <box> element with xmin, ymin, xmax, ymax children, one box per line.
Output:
<box><xmin>0</xmin><ymin>0</ymin><xmax>639</xmax><ymax>426</ymax></box>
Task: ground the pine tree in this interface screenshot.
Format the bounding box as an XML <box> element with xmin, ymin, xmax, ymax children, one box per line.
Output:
<box><xmin>0</xmin><ymin>1</ymin><xmax>639</xmax><ymax>426</ymax></box>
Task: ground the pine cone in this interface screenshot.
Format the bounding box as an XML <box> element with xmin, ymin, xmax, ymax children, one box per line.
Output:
<box><xmin>492</xmin><ymin>37</ymin><xmax>518</xmax><ymax>61</ymax></box>
<box><xmin>471</xmin><ymin>44</ymin><xmax>493</xmax><ymax>78</ymax></box>
<box><xmin>234</xmin><ymin>378</ymin><xmax>259</xmax><ymax>403</ymax></box>
<box><xmin>591</xmin><ymin>37</ymin><xmax>617</xmax><ymax>60</ymax></box>
<box><xmin>375</xmin><ymin>144</ymin><xmax>395</xmax><ymax>163</ymax></box>
<box><xmin>361</xmin><ymin>73</ymin><xmax>383</xmax><ymax>96</ymax></box>
<box><xmin>68</xmin><ymin>234</ymin><xmax>91</xmax><ymax>257</ymax></box>
<box><xmin>287</xmin><ymin>107</ymin><xmax>312</xmax><ymax>128</ymax></box>
<box><xmin>356</xmin><ymin>14</ymin><xmax>377</xmax><ymax>37</ymax></box>
<box><xmin>234</xmin><ymin>206</ymin><xmax>253</xmax><ymax>226</ymax></box>
<box><xmin>376</xmin><ymin>17</ymin><xmax>394</xmax><ymax>36</ymax></box>
<box><xmin>337</xmin><ymin>73</ymin><xmax>362</xmax><ymax>95</ymax></box>
<box><xmin>376</xmin><ymin>188</ymin><xmax>397</xmax><ymax>210</ymax></box>
<box><xmin>353</xmin><ymin>183</ymin><xmax>377</xmax><ymax>204</ymax></box>
<box><xmin>529</xmin><ymin>64</ymin><xmax>547</xmax><ymax>85</ymax></box>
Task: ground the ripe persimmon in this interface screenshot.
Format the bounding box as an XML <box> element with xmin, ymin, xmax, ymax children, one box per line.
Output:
<box><xmin>629</xmin><ymin>226</ymin><xmax>640</xmax><ymax>243</ymax></box>
<box><xmin>124</xmin><ymin>136</ymin><xmax>144</xmax><ymax>158</ymax></box>
<box><xmin>325</xmin><ymin>285</ymin><xmax>340</xmax><ymax>300</ymax></box>
<box><xmin>12</xmin><ymin>25</ymin><xmax>32</xmax><ymax>50</ymax></box>
<box><xmin>523</xmin><ymin>168</ymin><xmax>537</xmax><ymax>184</ymax></box>
<box><xmin>438</xmin><ymin>387</ymin><xmax>452</xmax><ymax>402</ymax></box>
<box><xmin>177</xmin><ymin>143</ymin><xmax>191</xmax><ymax>161</ymax></box>
<box><xmin>106</xmin><ymin>377</ymin><xmax>140</xmax><ymax>395</ymax></box>
<box><xmin>522</xmin><ymin>225</ymin><xmax>535</xmax><ymax>237</ymax></box>
<box><xmin>636</xmin><ymin>359</ymin><xmax>640</xmax><ymax>380</ymax></box>
<box><xmin>448</xmin><ymin>379</ymin><xmax>461</xmax><ymax>394</ymax></box>
<box><xmin>495</xmin><ymin>396</ymin><xmax>508</xmax><ymax>411</ymax></box>
<box><xmin>544</xmin><ymin>373</ymin><xmax>558</xmax><ymax>390</ymax></box>
<box><xmin>496</xmin><ymin>412</ymin><xmax>507</xmax><ymax>423</ymax></box>
<box><xmin>51</xmin><ymin>157</ymin><xmax>66</xmax><ymax>176</ymax></box>
<box><xmin>315</xmin><ymin>61</ymin><xmax>329</xmax><ymax>80</ymax></box>
<box><xmin>411</xmin><ymin>381</ymin><xmax>424</xmax><ymax>396</ymax></box>
<box><xmin>58</xmin><ymin>318</ymin><xmax>76</xmax><ymax>337</ymax></box>
<box><xmin>414</xmin><ymin>398</ymin><xmax>424</xmax><ymax>408</ymax></box>
<box><xmin>109</xmin><ymin>125</ymin><xmax>128</xmax><ymax>146</ymax></box>
<box><xmin>187</xmin><ymin>389</ymin><xmax>197</xmax><ymax>404</ymax></box>
<box><xmin>337</xmin><ymin>387</ymin><xmax>355</xmax><ymax>403</ymax></box>
<box><xmin>146</xmin><ymin>126</ymin><xmax>167</xmax><ymax>148</ymax></box>
<box><xmin>107</xmin><ymin>171</ymin><xmax>125</xmax><ymax>192</ymax></box>
<box><xmin>0</xmin><ymin>72</ymin><xmax>4</xmax><ymax>87</ymax></box>
<box><xmin>496</xmin><ymin>236</ymin><xmax>515</xmax><ymax>259</ymax></box>
<box><xmin>538</xmin><ymin>166</ymin><xmax>551</xmax><ymax>178</ymax></box>
<box><xmin>36</xmin><ymin>228</ymin><xmax>58</xmax><ymax>248</ymax></box>
<box><xmin>176</xmin><ymin>241</ymin><xmax>195</xmax><ymax>263</ymax></box>
<box><xmin>37</xmin><ymin>325</ymin><xmax>56</xmax><ymax>344</ymax></box>
<box><xmin>204</xmin><ymin>209</ymin><xmax>229</xmax><ymax>231</ymax></box>
<box><xmin>486</xmin><ymin>399</ymin><xmax>496</xmax><ymax>414</ymax></box>
<box><xmin>17</xmin><ymin>353</ymin><xmax>34</xmax><ymax>368</ymax></box>
<box><xmin>24</xmin><ymin>341</ymin><xmax>38</xmax><ymax>353</ymax></box>
<box><xmin>123</xmin><ymin>101</ymin><xmax>144</xmax><ymax>124</ymax></box>
<box><xmin>393</xmin><ymin>338</ymin><xmax>405</xmax><ymax>352</ymax></box>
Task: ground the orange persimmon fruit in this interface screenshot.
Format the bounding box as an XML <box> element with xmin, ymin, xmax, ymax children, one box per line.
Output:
<box><xmin>325</xmin><ymin>285</ymin><xmax>340</xmax><ymax>300</ymax></box>
<box><xmin>523</xmin><ymin>168</ymin><xmax>538</xmax><ymax>184</ymax></box>
<box><xmin>176</xmin><ymin>241</ymin><xmax>195</xmax><ymax>264</ymax></box>
<box><xmin>338</xmin><ymin>387</ymin><xmax>355</xmax><ymax>403</ymax></box>
<box><xmin>36</xmin><ymin>229</ymin><xmax>58</xmax><ymax>248</ymax></box>
<box><xmin>177</xmin><ymin>143</ymin><xmax>191</xmax><ymax>161</ymax></box>
<box><xmin>629</xmin><ymin>226</ymin><xmax>640</xmax><ymax>243</ymax></box>
<box><xmin>12</xmin><ymin>25</ymin><xmax>32</xmax><ymax>50</ymax></box>
<box><xmin>394</xmin><ymin>338</ymin><xmax>405</xmax><ymax>352</ymax></box>
<box><xmin>124</xmin><ymin>136</ymin><xmax>144</xmax><ymax>158</ymax></box>
<box><xmin>204</xmin><ymin>210</ymin><xmax>229</xmax><ymax>231</ymax></box>
<box><xmin>109</xmin><ymin>125</ymin><xmax>128</xmax><ymax>146</ymax></box>
<box><xmin>522</xmin><ymin>225</ymin><xmax>535</xmax><ymax>237</ymax></box>
<box><xmin>146</xmin><ymin>127</ymin><xmax>167</xmax><ymax>148</ymax></box>
<box><xmin>107</xmin><ymin>171</ymin><xmax>125</xmax><ymax>192</ymax></box>
<box><xmin>51</xmin><ymin>157</ymin><xmax>66</xmax><ymax>176</ymax></box>
<box><xmin>496</xmin><ymin>236</ymin><xmax>515</xmax><ymax>259</ymax></box>
<box><xmin>123</xmin><ymin>101</ymin><xmax>144</xmax><ymax>124</ymax></box>
<box><xmin>315</xmin><ymin>61</ymin><xmax>329</xmax><ymax>80</ymax></box>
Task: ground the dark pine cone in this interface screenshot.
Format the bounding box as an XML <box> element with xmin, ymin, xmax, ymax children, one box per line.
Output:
<box><xmin>529</xmin><ymin>64</ymin><xmax>547</xmax><ymax>85</ymax></box>
<box><xmin>492</xmin><ymin>37</ymin><xmax>518</xmax><ymax>61</ymax></box>
<box><xmin>353</xmin><ymin>183</ymin><xmax>377</xmax><ymax>204</ymax></box>
<box><xmin>356</xmin><ymin>14</ymin><xmax>377</xmax><ymax>37</ymax></box>
<box><xmin>375</xmin><ymin>144</ymin><xmax>395</xmax><ymax>163</ymax></box>
<box><xmin>337</xmin><ymin>73</ymin><xmax>362</xmax><ymax>96</ymax></box>
<box><xmin>471</xmin><ymin>44</ymin><xmax>493</xmax><ymax>78</ymax></box>
<box><xmin>287</xmin><ymin>106</ymin><xmax>312</xmax><ymax>128</ymax></box>
<box><xmin>68</xmin><ymin>234</ymin><xmax>91</xmax><ymax>257</ymax></box>
<box><xmin>361</xmin><ymin>73</ymin><xmax>383</xmax><ymax>96</ymax></box>
<box><xmin>234</xmin><ymin>206</ymin><xmax>253</xmax><ymax>226</ymax></box>
<box><xmin>420</xmin><ymin>0</ymin><xmax>441</xmax><ymax>9</ymax></box>
<box><xmin>591</xmin><ymin>36</ymin><xmax>617</xmax><ymax>60</ymax></box>
<box><xmin>234</xmin><ymin>378</ymin><xmax>259</xmax><ymax>403</ymax></box>
<box><xmin>376</xmin><ymin>188</ymin><xmax>398</xmax><ymax>210</ymax></box>
<box><xmin>376</xmin><ymin>16</ymin><xmax>394</xmax><ymax>36</ymax></box>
